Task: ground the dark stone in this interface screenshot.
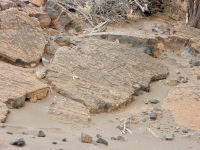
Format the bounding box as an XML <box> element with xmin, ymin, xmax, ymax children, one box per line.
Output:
<box><xmin>38</xmin><ymin>130</ymin><xmax>46</xmax><ymax>137</ymax></box>
<box><xmin>96</xmin><ymin>138</ymin><xmax>108</xmax><ymax>146</ymax></box>
<box><xmin>111</xmin><ymin>137</ymin><xmax>116</xmax><ymax>140</ymax></box>
<box><xmin>150</xmin><ymin>99</ymin><xmax>160</xmax><ymax>104</ymax></box>
<box><xmin>15</xmin><ymin>59</ymin><xmax>25</xmax><ymax>67</ymax></box>
<box><xmin>62</xmin><ymin>138</ymin><xmax>67</xmax><ymax>142</ymax></box>
<box><xmin>116</xmin><ymin>136</ymin><xmax>125</xmax><ymax>141</ymax></box>
<box><xmin>150</xmin><ymin>112</ymin><xmax>157</xmax><ymax>120</ymax></box>
<box><xmin>182</xmin><ymin>129</ymin><xmax>188</xmax><ymax>133</ymax></box>
<box><xmin>6</xmin><ymin>131</ymin><xmax>13</xmax><ymax>134</ymax></box>
<box><xmin>165</xmin><ymin>133</ymin><xmax>173</xmax><ymax>140</ymax></box>
<box><xmin>96</xmin><ymin>134</ymin><xmax>102</xmax><ymax>138</ymax></box>
<box><xmin>190</xmin><ymin>59</ymin><xmax>200</xmax><ymax>66</ymax></box>
<box><xmin>10</xmin><ymin>138</ymin><xmax>25</xmax><ymax>147</ymax></box>
<box><xmin>52</xmin><ymin>141</ymin><xmax>57</xmax><ymax>144</ymax></box>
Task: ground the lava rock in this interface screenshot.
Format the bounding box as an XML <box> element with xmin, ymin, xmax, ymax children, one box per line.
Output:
<box><xmin>81</xmin><ymin>133</ymin><xmax>92</xmax><ymax>143</ymax></box>
<box><xmin>165</xmin><ymin>133</ymin><xmax>173</xmax><ymax>140</ymax></box>
<box><xmin>96</xmin><ymin>138</ymin><xmax>108</xmax><ymax>145</ymax></box>
<box><xmin>150</xmin><ymin>112</ymin><xmax>157</xmax><ymax>120</ymax></box>
<box><xmin>10</xmin><ymin>138</ymin><xmax>25</xmax><ymax>147</ymax></box>
<box><xmin>150</xmin><ymin>99</ymin><xmax>160</xmax><ymax>104</ymax></box>
<box><xmin>38</xmin><ymin>130</ymin><xmax>46</xmax><ymax>137</ymax></box>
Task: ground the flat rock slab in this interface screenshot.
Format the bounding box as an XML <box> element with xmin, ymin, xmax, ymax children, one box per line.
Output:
<box><xmin>47</xmin><ymin>39</ymin><xmax>168</xmax><ymax>113</ymax></box>
<box><xmin>0</xmin><ymin>62</ymin><xmax>49</xmax><ymax>109</ymax></box>
<box><xmin>0</xmin><ymin>102</ymin><xmax>8</xmax><ymax>123</ymax></box>
<box><xmin>48</xmin><ymin>98</ymin><xmax>90</xmax><ymax>127</ymax></box>
<box><xmin>0</xmin><ymin>10</ymin><xmax>47</xmax><ymax>65</ymax></box>
<box><xmin>162</xmin><ymin>86</ymin><xmax>200</xmax><ymax>130</ymax></box>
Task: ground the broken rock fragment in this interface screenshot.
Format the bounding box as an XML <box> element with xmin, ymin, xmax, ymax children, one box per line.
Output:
<box><xmin>81</xmin><ymin>133</ymin><xmax>92</xmax><ymax>143</ymax></box>
<box><xmin>10</xmin><ymin>138</ymin><xmax>25</xmax><ymax>147</ymax></box>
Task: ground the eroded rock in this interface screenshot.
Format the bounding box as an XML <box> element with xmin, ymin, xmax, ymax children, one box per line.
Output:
<box><xmin>30</xmin><ymin>0</ymin><xmax>47</xmax><ymax>7</ymax></box>
<box><xmin>10</xmin><ymin>138</ymin><xmax>25</xmax><ymax>147</ymax></box>
<box><xmin>0</xmin><ymin>62</ymin><xmax>49</xmax><ymax>109</ymax></box>
<box><xmin>48</xmin><ymin>98</ymin><xmax>90</xmax><ymax>127</ymax></box>
<box><xmin>0</xmin><ymin>102</ymin><xmax>8</xmax><ymax>123</ymax></box>
<box><xmin>0</xmin><ymin>10</ymin><xmax>47</xmax><ymax>65</ymax></box>
<box><xmin>0</xmin><ymin>0</ymin><xmax>17</xmax><ymax>10</ymax></box>
<box><xmin>46</xmin><ymin>39</ymin><xmax>168</xmax><ymax>113</ymax></box>
<box><xmin>81</xmin><ymin>133</ymin><xmax>92</xmax><ymax>143</ymax></box>
<box><xmin>30</xmin><ymin>12</ymin><xmax>51</xmax><ymax>28</ymax></box>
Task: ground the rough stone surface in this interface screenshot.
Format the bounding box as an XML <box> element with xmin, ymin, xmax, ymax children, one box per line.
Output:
<box><xmin>54</xmin><ymin>35</ymin><xmax>74</xmax><ymax>46</ymax></box>
<box><xmin>0</xmin><ymin>10</ymin><xmax>47</xmax><ymax>65</ymax></box>
<box><xmin>38</xmin><ymin>130</ymin><xmax>46</xmax><ymax>137</ymax></box>
<box><xmin>150</xmin><ymin>99</ymin><xmax>160</xmax><ymax>104</ymax></box>
<box><xmin>0</xmin><ymin>62</ymin><xmax>49</xmax><ymax>109</ymax></box>
<box><xmin>47</xmin><ymin>39</ymin><xmax>168</xmax><ymax>113</ymax></box>
<box><xmin>48</xmin><ymin>98</ymin><xmax>90</xmax><ymax>127</ymax></box>
<box><xmin>182</xmin><ymin>129</ymin><xmax>188</xmax><ymax>133</ymax></box>
<box><xmin>81</xmin><ymin>133</ymin><xmax>92</xmax><ymax>143</ymax></box>
<box><xmin>30</xmin><ymin>0</ymin><xmax>47</xmax><ymax>7</ymax></box>
<box><xmin>30</xmin><ymin>12</ymin><xmax>51</xmax><ymax>28</ymax></box>
<box><xmin>0</xmin><ymin>102</ymin><xmax>8</xmax><ymax>123</ymax></box>
<box><xmin>10</xmin><ymin>138</ymin><xmax>25</xmax><ymax>147</ymax></box>
<box><xmin>96</xmin><ymin>138</ymin><xmax>108</xmax><ymax>145</ymax></box>
<box><xmin>0</xmin><ymin>0</ymin><xmax>16</xmax><ymax>10</ymax></box>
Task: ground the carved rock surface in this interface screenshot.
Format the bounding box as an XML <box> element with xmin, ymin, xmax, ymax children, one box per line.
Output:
<box><xmin>47</xmin><ymin>39</ymin><xmax>168</xmax><ymax>113</ymax></box>
<box><xmin>48</xmin><ymin>98</ymin><xmax>90</xmax><ymax>127</ymax></box>
<box><xmin>0</xmin><ymin>61</ymin><xmax>49</xmax><ymax>109</ymax></box>
<box><xmin>0</xmin><ymin>10</ymin><xmax>47</xmax><ymax>65</ymax></box>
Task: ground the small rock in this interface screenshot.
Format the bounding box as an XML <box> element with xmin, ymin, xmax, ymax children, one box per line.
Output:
<box><xmin>165</xmin><ymin>133</ymin><xmax>173</xmax><ymax>140</ymax></box>
<box><xmin>54</xmin><ymin>35</ymin><xmax>74</xmax><ymax>46</ymax></box>
<box><xmin>150</xmin><ymin>112</ymin><xmax>157</xmax><ymax>120</ymax></box>
<box><xmin>22</xmin><ymin>132</ymin><xmax>28</xmax><ymax>135</ymax></box>
<box><xmin>7</xmin><ymin>132</ymin><xmax>13</xmax><ymax>135</ymax></box>
<box><xmin>167</xmin><ymin>79</ymin><xmax>179</xmax><ymax>86</ymax></box>
<box><xmin>196</xmin><ymin>75</ymin><xmax>200</xmax><ymax>80</ymax></box>
<box><xmin>176</xmin><ymin>71</ymin><xmax>180</xmax><ymax>74</ymax></box>
<box><xmin>38</xmin><ymin>130</ymin><xmax>46</xmax><ymax>137</ymax></box>
<box><xmin>175</xmin><ymin>126</ymin><xmax>180</xmax><ymax>130</ymax></box>
<box><xmin>190</xmin><ymin>59</ymin><xmax>200</xmax><ymax>66</ymax></box>
<box><xmin>150</xmin><ymin>99</ymin><xmax>160</xmax><ymax>104</ymax></box>
<box><xmin>96</xmin><ymin>134</ymin><xmax>102</xmax><ymax>138</ymax></box>
<box><xmin>81</xmin><ymin>133</ymin><xmax>92</xmax><ymax>143</ymax></box>
<box><xmin>52</xmin><ymin>141</ymin><xmax>57</xmax><ymax>144</ymax></box>
<box><xmin>111</xmin><ymin>137</ymin><xmax>116</xmax><ymax>140</ymax></box>
<box><xmin>62</xmin><ymin>138</ymin><xmax>67</xmax><ymax>142</ymax></box>
<box><xmin>182</xmin><ymin>129</ymin><xmax>188</xmax><ymax>133</ymax></box>
<box><xmin>116</xmin><ymin>136</ymin><xmax>125</xmax><ymax>141</ymax></box>
<box><xmin>10</xmin><ymin>138</ymin><xmax>25</xmax><ymax>147</ymax></box>
<box><xmin>96</xmin><ymin>138</ymin><xmax>108</xmax><ymax>145</ymax></box>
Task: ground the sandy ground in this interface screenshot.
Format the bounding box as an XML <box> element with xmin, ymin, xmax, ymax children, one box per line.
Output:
<box><xmin>1</xmin><ymin>14</ymin><xmax>200</xmax><ymax>150</ymax></box>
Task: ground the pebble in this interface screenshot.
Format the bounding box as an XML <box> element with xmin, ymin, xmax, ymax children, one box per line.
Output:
<box><xmin>150</xmin><ymin>99</ymin><xmax>160</xmax><ymax>104</ymax></box>
<box><xmin>62</xmin><ymin>138</ymin><xmax>67</xmax><ymax>142</ymax></box>
<box><xmin>175</xmin><ymin>126</ymin><xmax>180</xmax><ymax>130</ymax></box>
<box><xmin>116</xmin><ymin>136</ymin><xmax>125</xmax><ymax>141</ymax></box>
<box><xmin>150</xmin><ymin>112</ymin><xmax>157</xmax><ymax>120</ymax></box>
<box><xmin>38</xmin><ymin>130</ymin><xmax>46</xmax><ymax>137</ymax></box>
<box><xmin>96</xmin><ymin>138</ymin><xmax>108</xmax><ymax>145</ymax></box>
<box><xmin>182</xmin><ymin>129</ymin><xmax>188</xmax><ymax>133</ymax></box>
<box><xmin>10</xmin><ymin>138</ymin><xmax>25</xmax><ymax>147</ymax></box>
<box><xmin>7</xmin><ymin>132</ymin><xmax>13</xmax><ymax>135</ymax></box>
<box><xmin>81</xmin><ymin>133</ymin><xmax>92</xmax><ymax>143</ymax></box>
<box><xmin>0</xmin><ymin>123</ymin><xmax>5</xmax><ymax>128</ymax></box>
<box><xmin>22</xmin><ymin>132</ymin><xmax>28</xmax><ymax>135</ymax></box>
<box><xmin>111</xmin><ymin>137</ymin><xmax>116</xmax><ymax>140</ymax></box>
<box><xmin>96</xmin><ymin>134</ymin><xmax>102</xmax><ymax>138</ymax></box>
<box><xmin>165</xmin><ymin>133</ymin><xmax>173</xmax><ymax>140</ymax></box>
<box><xmin>52</xmin><ymin>141</ymin><xmax>57</xmax><ymax>144</ymax></box>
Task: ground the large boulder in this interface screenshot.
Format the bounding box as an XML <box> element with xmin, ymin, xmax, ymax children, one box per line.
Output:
<box><xmin>48</xmin><ymin>98</ymin><xmax>90</xmax><ymax>127</ymax></box>
<box><xmin>46</xmin><ymin>39</ymin><xmax>168</xmax><ymax>113</ymax></box>
<box><xmin>0</xmin><ymin>61</ymin><xmax>49</xmax><ymax>109</ymax></box>
<box><xmin>0</xmin><ymin>10</ymin><xmax>47</xmax><ymax>66</ymax></box>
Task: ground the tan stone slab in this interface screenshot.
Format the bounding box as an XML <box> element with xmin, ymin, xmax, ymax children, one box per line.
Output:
<box><xmin>0</xmin><ymin>102</ymin><xmax>8</xmax><ymax>123</ymax></box>
<box><xmin>47</xmin><ymin>39</ymin><xmax>168</xmax><ymax>113</ymax></box>
<box><xmin>0</xmin><ymin>62</ymin><xmax>49</xmax><ymax>108</ymax></box>
<box><xmin>0</xmin><ymin>10</ymin><xmax>47</xmax><ymax>65</ymax></box>
<box><xmin>48</xmin><ymin>98</ymin><xmax>90</xmax><ymax>127</ymax></box>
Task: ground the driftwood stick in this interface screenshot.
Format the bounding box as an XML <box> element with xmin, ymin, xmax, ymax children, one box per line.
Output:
<box><xmin>147</xmin><ymin>128</ymin><xmax>163</xmax><ymax>140</ymax></box>
<box><xmin>58</xmin><ymin>2</ymin><xmax>94</xmax><ymax>27</ymax></box>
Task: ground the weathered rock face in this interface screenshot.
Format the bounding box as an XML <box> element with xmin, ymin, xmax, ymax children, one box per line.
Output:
<box><xmin>48</xmin><ymin>98</ymin><xmax>90</xmax><ymax>127</ymax></box>
<box><xmin>0</xmin><ymin>10</ymin><xmax>47</xmax><ymax>66</ymax></box>
<box><xmin>45</xmin><ymin>0</ymin><xmax>83</xmax><ymax>31</ymax></box>
<box><xmin>0</xmin><ymin>102</ymin><xmax>8</xmax><ymax>123</ymax></box>
<box><xmin>0</xmin><ymin>0</ymin><xmax>16</xmax><ymax>10</ymax></box>
<box><xmin>0</xmin><ymin>62</ymin><xmax>49</xmax><ymax>109</ymax></box>
<box><xmin>30</xmin><ymin>0</ymin><xmax>47</xmax><ymax>7</ymax></box>
<box><xmin>30</xmin><ymin>12</ymin><xmax>51</xmax><ymax>28</ymax></box>
<box><xmin>46</xmin><ymin>39</ymin><xmax>168</xmax><ymax>113</ymax></box>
